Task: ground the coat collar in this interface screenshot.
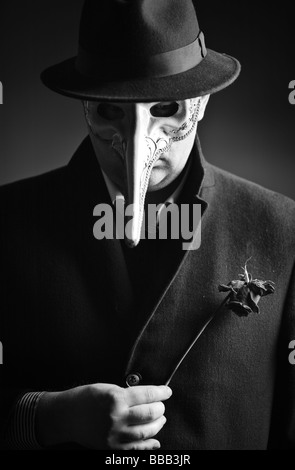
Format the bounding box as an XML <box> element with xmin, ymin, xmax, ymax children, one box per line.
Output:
<box><xmin>66</xmin><ymin>137</ymin><xmax>135</xmax><ymax>331</ymax></box>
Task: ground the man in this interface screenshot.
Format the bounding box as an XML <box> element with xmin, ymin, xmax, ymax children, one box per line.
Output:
<box><xmin>0</xmin><ymin>0</ymin><xmax>294</xmax><ymax>450</ymax></box>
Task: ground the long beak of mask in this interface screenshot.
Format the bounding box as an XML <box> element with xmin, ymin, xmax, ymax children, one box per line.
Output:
<box><xmin>124</xmin><ymin>108</ymin><xmax>165</xmax><ymax>248</ymax></box>
<box><xmin>125</xmin><ymin>131</ymin><xmax>146</xmax><ymax>248</ymax></box>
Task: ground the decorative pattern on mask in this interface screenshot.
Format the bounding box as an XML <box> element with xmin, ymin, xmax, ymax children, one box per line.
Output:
<box><xmin>83</xmin><ymin>98</ymin><xmax>200</xmax><ymax>159</ymax></box>
<box><xmin>83</xmin><ymin>98</ymin><xmax>201</xmax><ymax>246</ymax></box>
<box><xmin>170</xmin><ymin>98</ymin><xmax>201</xmax><ymax>141</ymax></box>
<box><xmin>138</xmin><ymin>98</ymin><xmax>200</xmax><ymax>211</ymax></box>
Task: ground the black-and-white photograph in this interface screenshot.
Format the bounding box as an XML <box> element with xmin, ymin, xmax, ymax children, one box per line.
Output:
<box><xmin>0</xmin><ymin>0</ymin><xmax>294</xmax><ymax>453</ymax></box>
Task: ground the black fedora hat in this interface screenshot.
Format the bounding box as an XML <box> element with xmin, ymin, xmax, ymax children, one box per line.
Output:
<box><xmin>41</xmin><ymin>0</ymin><xmax>241</xmax><ymax>102</ymax></box>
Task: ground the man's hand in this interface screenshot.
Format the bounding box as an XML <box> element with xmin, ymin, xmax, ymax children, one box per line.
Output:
<box><xmin>36</xmin><ymin>383</ymin><xmax>172</xmax><ymax>450</ymax></box>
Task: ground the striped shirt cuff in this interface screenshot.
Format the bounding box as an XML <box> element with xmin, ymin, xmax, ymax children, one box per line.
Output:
<box><xmin>5</xmin><ymin>391</ymin><xmax>45</xmax><ymax>449</ymax></box>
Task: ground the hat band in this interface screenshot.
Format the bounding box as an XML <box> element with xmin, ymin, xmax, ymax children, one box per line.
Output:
<box><xmin>75</xmin><ymin>31</ymin><xmax>207</xmax><ymax>80</ymax></box>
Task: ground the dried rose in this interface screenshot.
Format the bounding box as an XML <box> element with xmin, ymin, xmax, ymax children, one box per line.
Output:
<box><xmin>165</xmin><ymin>262</ymin><xmax>274</xmax><ymax>385</ymax></box>
<box><xmin>218</xmin><ymin>263</ymin><xmax>275</xmax><ymax>316</ymax></box>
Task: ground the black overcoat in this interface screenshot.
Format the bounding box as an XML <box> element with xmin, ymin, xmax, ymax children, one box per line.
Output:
<box><xmin>0</xmin><ymin>136</ymin><xmax>294</xmax><ymax>449</ymax></box>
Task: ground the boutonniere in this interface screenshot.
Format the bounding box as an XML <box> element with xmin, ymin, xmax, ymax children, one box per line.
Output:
<box><xmin>218</xmin><ymin>261</ymin><xmax>275</xmax><ymax>316</ymax></box>
<box><xmin>165</xmin><ymin>260</ymin><xmax>275</xmax><ymax>385</ymax></box>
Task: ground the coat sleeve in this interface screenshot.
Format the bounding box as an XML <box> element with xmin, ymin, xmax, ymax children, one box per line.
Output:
<box><xmin>268</xmin><ymin>262</ymin><xmax>295</xmax><ymax>449</ymax></box>
<box><xmin>0</xmin><ymin>387</ymin><xmax>24</xmax><ymax>448</ymax></box>
<box><xmin>0</xmin><ymin>389</ymin><xmax>44</xmax><ymax>449</ymax></box>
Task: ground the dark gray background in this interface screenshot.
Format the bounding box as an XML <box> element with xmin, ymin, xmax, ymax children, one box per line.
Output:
<box><xmin>0</xmin><ymin>1</ymin><xmax>294</xmax><ymax>199</ymax></box>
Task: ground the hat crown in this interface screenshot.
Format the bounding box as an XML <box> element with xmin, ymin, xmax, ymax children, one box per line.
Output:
<box><xmin>40</xmin><ymin>0</ymin><xmax>240</xmax><ymax>102</ymax></box>
<box><xmin>79</xmin><ymin>0</ymin><xmax>200</xmax><ymax>60</ymax></box>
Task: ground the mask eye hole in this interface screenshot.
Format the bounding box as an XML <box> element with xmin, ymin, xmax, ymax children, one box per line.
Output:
<box><xmin>96</xmin><ymin>103</ymin><xmax>125</xmax><ymax>120</ymax></box>
<box><xmin>150</xmin><ymin>102</ymin><xmax>179</xmax><ymax>118</ymax></box>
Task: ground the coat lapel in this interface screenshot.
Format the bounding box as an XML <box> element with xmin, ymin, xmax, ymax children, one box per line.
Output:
<box><xmin>65</xmin><ymin>137</ymin><xmax>135</xmax><ymax>326</ymax></box>
<box><xmin>124</xmin><ymin>136</ymin><xmax>218</xmax><ymax>385</ymax></box>
<box><xmin>124</xmin><ymin>204</ymin><xmax>224</xmax><ymax>385</ymax></box>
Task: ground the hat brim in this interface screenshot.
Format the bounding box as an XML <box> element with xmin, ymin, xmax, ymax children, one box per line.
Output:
<box><xmin>40</xmin><ymin>49</ymin><xmax>241</xmax><ymax>102</ymax></box>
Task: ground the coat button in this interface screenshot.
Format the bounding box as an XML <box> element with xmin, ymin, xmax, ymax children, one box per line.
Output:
<box><xmin>125</xmin><ymin>373</ymin><xmax>142</xmax><ymax>387</ymax></box>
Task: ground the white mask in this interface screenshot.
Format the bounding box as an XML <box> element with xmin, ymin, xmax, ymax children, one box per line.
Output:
<box><xmin>84</xmin><ymin>98</ymin><xmax>202</xmax><ymax>247</ymax></box>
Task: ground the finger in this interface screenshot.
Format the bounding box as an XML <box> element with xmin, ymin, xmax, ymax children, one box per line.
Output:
<box><xmin>109</xmin><ymin>438</ymin><xmax>161</xmax><ymax>451</ymax></box>
<box><xmin>118</xmin><ymin>415</ymin><xmax>167</xmax><ymax>442</ymax></box>
<box><xmin>127</xmin><ymin>402</ymin><xmax>165</xmax><ymax>425</ymax></box>
<box><xmin>125</xmin><ymin>385</ymin><xmax>172</xmax><ymax>406</ymax></box>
